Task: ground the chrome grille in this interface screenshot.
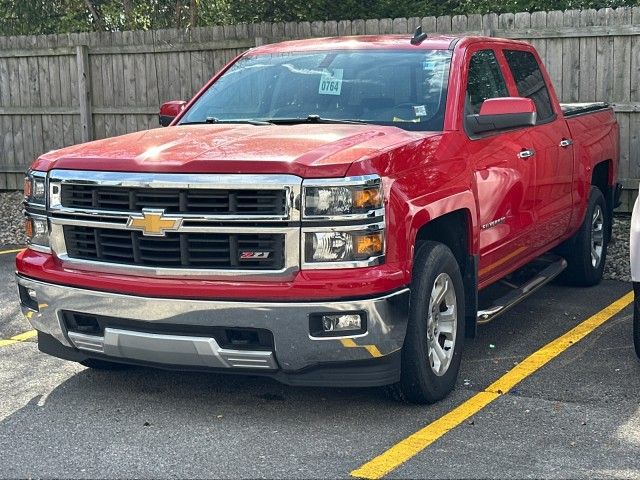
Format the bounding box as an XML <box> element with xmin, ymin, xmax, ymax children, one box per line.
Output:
<box><xmin>61</xmin><ymin>184</ymin><xmax>287</xmax><ymax>216</ymax></box>
<box><xmin>48</xmin><ymin>170</ymin><xmax>302</xmax><ymax>278</ymax></box>
<box><xmin>64</xmin><ymin>226</ymin><xmax>285</xmax><ymax>269</ymax></box>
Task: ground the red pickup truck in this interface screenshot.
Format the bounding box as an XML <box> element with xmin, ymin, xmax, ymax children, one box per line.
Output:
<box><xmin>17</xmin><ymin>31</ymin><xmax>619</xmax><ymax>403</ymax></box>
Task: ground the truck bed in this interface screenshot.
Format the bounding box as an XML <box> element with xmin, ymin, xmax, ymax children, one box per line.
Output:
<box><xmin>560</xmin><ymin>102</ymin><xmax>610</xmax><ymax>117</ymax></box>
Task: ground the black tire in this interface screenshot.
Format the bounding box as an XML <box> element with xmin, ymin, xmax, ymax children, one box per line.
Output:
<box><xmin>559</xmin><ymin>187</ymin><xmax>608</xmax><ymax>286</ymax></box>
<box><xmin>634</xmin><ymin>284</ymin><xmax>640</xmax><ymax>359</ymax></box>
<box><xmin>388</xmin><ymin>241</ymin><xmax>465</xmax><ymax>404</ymax></box>
<box><xmin>80</xmin><ymin>358</ymin><xmax>129</xmax><ymax>370</ymax></box>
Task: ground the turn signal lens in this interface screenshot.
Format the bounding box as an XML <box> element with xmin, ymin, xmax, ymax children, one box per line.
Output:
<box><xmin>354</xmin><ymin>232</ymin><xmax>384</xmax><ymax>257</ymax></box>
<box><xmin>353</xmin><ymin>188</ymin><xmax>382</xmax><ymax>210</ymax></box>
<box><xmin>23</xmin><ymin>177</ymin><xmax>32</xmax><ymax>199</ymax></box>
<box><xmin>24</xmin><ymin>217</ymin><xmax>34</xmax><ymax>238</ymax></box>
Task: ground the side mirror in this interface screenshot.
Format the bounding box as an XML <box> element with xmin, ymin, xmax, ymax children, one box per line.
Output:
<box><xmin>159</xmin><ymin>100</ymin><xmax>187</xmax><ymax>127</ymax></box>
<box><xmin>466</xmin><ymin>97</ymin><xmax>537</xmax><ymax>135</ymax></box>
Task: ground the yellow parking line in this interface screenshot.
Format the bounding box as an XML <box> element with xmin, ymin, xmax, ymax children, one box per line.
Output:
<box><xmin>350</xmin><ymin>291</ymin><xmax>634</xmax><ymax>479</ymax></box>
<box><xmin>0</xmin><ymin>329</ymin><xmax>37</xmax><ymax>348</ymax></box>
<box><xmin>0</xmin><ymin>247</ymin><xmax>24</xmax><ymax>255</ymax></box>
<box><xmin>341</xmin><ymin>338</ymin><xmax>383</xmax><ymax>358</ymax></box>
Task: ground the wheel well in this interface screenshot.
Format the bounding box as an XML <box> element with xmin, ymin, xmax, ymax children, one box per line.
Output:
<box><xmin>415</xmin><ymin>210</ymin><xmax>470</xmax><ymax>273</ymax></box>
<box><xmin>591</xmin><ymin>160</ymin><xmax>610</xmax><ymax>196</ymax></box>
<box><xmin>591</xmin><ymin>160</ymin><xmax>613</xmax><ymax>240</ymax></box>
<box><xmin>414</xmin><ymin>209</ymin><xmax>477</xmax><ymax>338</ymax></box>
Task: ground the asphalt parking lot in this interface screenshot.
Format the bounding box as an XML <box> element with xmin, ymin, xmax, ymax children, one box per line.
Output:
<box><xmin>1</xmin><ymin>249</ymin><xmax>639</xmax><ymax>479</ymax></box>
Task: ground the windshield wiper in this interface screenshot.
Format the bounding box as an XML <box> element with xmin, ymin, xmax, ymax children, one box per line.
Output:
<box><xmin>181</xmin><ymin>115</ymin><xmax>369</xmax><ymax>126</ymax></box>
<box><xmin>264</xmin><ymin>115</ymin><xmax>369</xmax><ymax>125</ymax></box>
<box><xmin>180</xmin><ymin>117</ymin><xmax>273</xmax><ymax>126</ymax></box>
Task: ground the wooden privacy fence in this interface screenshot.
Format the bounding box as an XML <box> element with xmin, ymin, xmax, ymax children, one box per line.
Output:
<box><xmin>0</xmin><ymin>7</ymin><xmax>639</xmax><ymax>209</ymax></box>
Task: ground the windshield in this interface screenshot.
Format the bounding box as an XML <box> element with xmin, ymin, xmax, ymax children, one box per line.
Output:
<box><xmin>180</xmin><ymin>49</ymin><xmax>452</xmax><ymax>131</ymax></box>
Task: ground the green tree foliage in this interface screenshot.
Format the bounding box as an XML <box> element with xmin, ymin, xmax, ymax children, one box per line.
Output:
<box><xmin>1</xmin><ymin>0</ymin><xmax>639</xmax><ymax>36</ymax></box>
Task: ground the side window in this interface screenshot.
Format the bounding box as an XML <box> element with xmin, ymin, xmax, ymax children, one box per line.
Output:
<box><xmin>503</xmin><ymin>50</ymin><xmax>555</xmax><ymax>123</ymax></box>
<box><xmin>465</xmin><ymin>50</ymin><xmax>509</xmax><ymax>115</ymax></box>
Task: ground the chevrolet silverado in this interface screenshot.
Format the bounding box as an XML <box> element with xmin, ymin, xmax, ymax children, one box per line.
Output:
<box><xmin>17</xmin><ymin>30</ymin><xmax>620</xmax><ymax>403</ymax></box>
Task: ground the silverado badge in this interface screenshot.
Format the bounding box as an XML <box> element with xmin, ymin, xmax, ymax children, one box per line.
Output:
<box><xmin>126</xmin><ymin>209</ymin><xmax>183</xmax><ymax>236</ymax></box>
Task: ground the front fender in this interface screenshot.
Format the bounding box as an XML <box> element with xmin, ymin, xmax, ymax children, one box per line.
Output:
<box><xmin>406</xmin><ymin>190</ymin><xmax>478</xmax><ymax>261</ymax></box>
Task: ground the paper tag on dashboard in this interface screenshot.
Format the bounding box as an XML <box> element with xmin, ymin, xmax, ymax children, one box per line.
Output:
<box><xmin>318</xmin><ymin>69</ymin><xmax>343</xmax><ymax>95</ymax></box>
<box><xmin>413</xmin><ymin>105</ymin><xmax>427</xmax><ymax>116</ymax></box>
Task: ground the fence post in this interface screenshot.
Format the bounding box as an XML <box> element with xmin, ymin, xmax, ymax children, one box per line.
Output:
<box><xmin>75</xmin><ymin>45</ymin><xmax>93</xmax><ymax>142</ymax></box>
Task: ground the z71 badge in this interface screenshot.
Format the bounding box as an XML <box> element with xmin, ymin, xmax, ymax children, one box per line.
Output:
<box><xmin>240</xmin><ymin>251</ymin><xmax>271</xmax><ymax>259</ymax></box>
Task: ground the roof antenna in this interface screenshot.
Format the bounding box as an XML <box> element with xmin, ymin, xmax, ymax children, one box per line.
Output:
<box><xmin>410</xmin><ymin>25</ymin><xmax>428</xmax><ymax>45</ymax></box>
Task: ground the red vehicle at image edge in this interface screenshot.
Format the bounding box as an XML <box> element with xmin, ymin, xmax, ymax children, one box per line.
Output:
<box><xmin>17</xmin><ymin>30</ymin><xmax>620</xmax><ymax>403</ymax></box>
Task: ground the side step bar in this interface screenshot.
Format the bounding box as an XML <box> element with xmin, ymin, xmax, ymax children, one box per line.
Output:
<box><xmin>477</xmin><ymin>256</ymin><xmax>567</xmax><ymax>324</ymax></box>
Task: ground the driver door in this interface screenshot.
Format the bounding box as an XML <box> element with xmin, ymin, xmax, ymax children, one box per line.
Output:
<box><xmin>464</xmin><ymin>49</ymin><xmax>537</xmax><ymax>284</ymax></box>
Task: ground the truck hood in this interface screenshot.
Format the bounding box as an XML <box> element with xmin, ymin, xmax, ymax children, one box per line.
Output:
<box><xmin>33</xmin><ymin>124</ymin><xmax>426</xmax><ymax>178</ymax></box>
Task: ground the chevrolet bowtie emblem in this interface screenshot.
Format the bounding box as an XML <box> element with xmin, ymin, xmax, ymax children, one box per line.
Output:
<box><xmin>126</xmin><ymin>209</ymin><xmax>183</xmax><ymax>236</ymax></box>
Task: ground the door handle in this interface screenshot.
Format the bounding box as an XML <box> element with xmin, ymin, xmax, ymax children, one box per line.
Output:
<box><xmin>559</xmin><ymin>138</ymin><xmax>573</xmax><ymax>148</ymax></box>
<box><xmin>518</xmin><ymin>149</ymin><xmax>535</xmax><ymax>159</ymax></box>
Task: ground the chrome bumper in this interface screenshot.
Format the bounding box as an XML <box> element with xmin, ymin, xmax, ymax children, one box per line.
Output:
<box><xmin>16</xmin><ymin>275</ymin><xmax>409</xmax><ymax>372</ymax></box>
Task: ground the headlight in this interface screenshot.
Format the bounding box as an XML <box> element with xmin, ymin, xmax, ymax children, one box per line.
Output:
<box><xmin>304</xmin><ymin>228</ymin><xmax>384</xmax><ymax>264</ymax></box>
<box><xmin>24</xmin><ymin>171</ymin><xmax>46</xmax><ymax>206</ymax></box>
<box><xmin>303</xmin><ymin>176</ymin><xmax>383</xmax><ymax>219</ymax></box>
<box><xmin>301</xmin><ymin>175</ymin><xmax>385</xmax><ymax>268</ymax></box>
<box><xmin>25</xmin><ymin>215</ymin><xmax>50</xmax><ymax>250</ymax></box>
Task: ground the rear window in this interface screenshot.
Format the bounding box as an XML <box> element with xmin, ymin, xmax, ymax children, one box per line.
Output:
<box><xmin>503</xmin><ymin>50</ymin><xmax>555</xmax><ymax>123</ymax></box>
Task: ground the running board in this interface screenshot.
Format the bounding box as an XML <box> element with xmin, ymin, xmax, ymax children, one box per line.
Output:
<box><xmin>477</xmin><ymin>255</ymin><xmax>567</xmax><ymax>324</ymax></box>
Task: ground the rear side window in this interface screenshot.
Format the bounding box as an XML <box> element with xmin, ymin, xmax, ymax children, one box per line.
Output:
<box><xmin>465</xmin><ymin>50</ymin><xmax>509</xmax><ymax>115</ymax></box>
<box><xmin>503</xmin><ymin>50</ymin><xmax>555</xmax><ymax>123</ymax></box>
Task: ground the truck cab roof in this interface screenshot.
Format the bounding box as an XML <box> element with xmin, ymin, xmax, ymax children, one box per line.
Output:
<box><xmin>248</xmin><ymin>34</ymin><xmax>533</xmax><ymax>55</ymax></box>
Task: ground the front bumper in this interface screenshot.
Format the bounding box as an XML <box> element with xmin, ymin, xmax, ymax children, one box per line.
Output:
<box><xmin>17</xmin><ymin>275</ymin><xmax>410</xmax><ymax>387</ymax></box>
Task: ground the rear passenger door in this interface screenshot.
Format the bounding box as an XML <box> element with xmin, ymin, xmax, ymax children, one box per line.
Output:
<box><xmin>465</xmin><ymin>49</ymin><xmax>538</xmax><ymax>284</ymax></box>
<box><xmin>502</xmin><ymin>49</ymin><xmax>574</xmax><ymax>249</ymax></box>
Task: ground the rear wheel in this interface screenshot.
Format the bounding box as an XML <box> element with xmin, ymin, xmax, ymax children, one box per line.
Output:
<box><xmin>388</xmin><ymin>241</ymin><xmax>465</xmax><ymax>404</ymax></box>
<box><xmin>560</xmin><ymin>187</ymin><xmax>608</xmax><ymax>286</ymax></box>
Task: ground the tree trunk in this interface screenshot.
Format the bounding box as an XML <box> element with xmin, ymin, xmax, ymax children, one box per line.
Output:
<box><xmin>123</xmin><ymin>0</ymin><xmax>133</xmax><ymax>28</ymax></box>
<box><xmin>176</xmin><ymin>0</ymin><xmax>182</xmax><ymax>28</ymax></box>
<box><xmin>83</xmin><ymin>0</ymin><xmax>104</xmax><ymax>30</ymax></box>
<box><xmin>190</xmin><ymin>0</ymin><xmax>198</xmax><ymax>27</ymax></box>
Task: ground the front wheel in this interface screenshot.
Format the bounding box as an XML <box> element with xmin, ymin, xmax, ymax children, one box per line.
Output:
<box><xmin>560</xmin><ymin>187</ymin><xmax>608</xmax><ymax>286</ymax></box>
<box><xmin>389</xmin><ymin>241</ymin><xmax>465</xmax><ymax>404</ymax></box>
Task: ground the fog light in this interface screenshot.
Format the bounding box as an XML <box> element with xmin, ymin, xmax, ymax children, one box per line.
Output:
<box><xmin>27</xmin><ymin>288</ymin><xmax>37</xmax><ymax>301</ymax></box>
<box><xmin>322</xmin><ymin>314</ymin><xmax>362</xmax><ymax>332</ymax></box>
<box><xmin>310</xmin><ymin>312</ymin><xmax>366</xmax><ymax>337</ymax></box>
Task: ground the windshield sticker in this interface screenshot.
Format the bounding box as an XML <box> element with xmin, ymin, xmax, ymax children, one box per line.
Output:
<box><xmin>413</xmin><ymin>105</ymin><xmax>427</xmax><ymax>117</ymax></box>
<box><xmin>393</xmin><ymin>116</ymin><xmax>420</xmax><ymax>123</ymax></box>
<box><xmin>318</xmin><ymin>69</ymin><xmax>343</xmax><ymax>95</ymax></box>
